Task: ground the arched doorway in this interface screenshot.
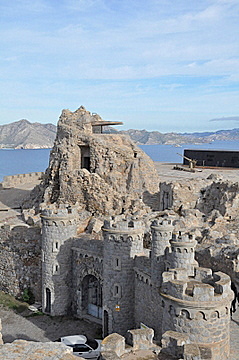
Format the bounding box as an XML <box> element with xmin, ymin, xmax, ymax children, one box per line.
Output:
<box><xmin>45</xmin><ymin>288</ymin><xmax>51</xmax><ymax>313</ymax></box>
<box><xmin>82</xmin><ymin>275</ymin><xmax>102</xmax><ymax>319</ymax></box>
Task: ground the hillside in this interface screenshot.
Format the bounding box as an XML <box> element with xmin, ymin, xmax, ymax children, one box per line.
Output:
<box><xmin>107</xmin><ymin>127</ymin><xmax>239</xmax><ymax>145</ymax></box>
<box><xmin>0</xmin><ymin>120</ymin><xmax>56</xmax><ymax>149</ymax></box>
<box><xmin>1</xmin><ymin>119</ymin><xmax>239</xmax><ymax>148</ymax></box>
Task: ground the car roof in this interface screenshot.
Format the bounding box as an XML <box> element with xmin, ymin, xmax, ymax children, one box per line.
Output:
<box><xmin>61</xmin><ymin>335</ymin><xmax>87</xmax><ymax>345</ymax></box>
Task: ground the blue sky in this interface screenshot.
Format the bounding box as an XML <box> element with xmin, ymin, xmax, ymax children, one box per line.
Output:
<box><xmin>0</xmin><ymin>0</ymin><xmax>239</xmax><ymax>132</ymax></box>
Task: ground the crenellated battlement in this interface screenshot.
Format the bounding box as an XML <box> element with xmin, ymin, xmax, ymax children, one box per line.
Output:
<box><xmin>151</xmin><ymin>218</ymin><xmax>173</xmax><ymax>229</ymax></box>
<box><xmin>161</xmin><ymin>267</ymin><xmax>233</xmax><ymax>304</ymax></box>
<box><xmin>103</xmin><ymin>216</ymin><xmax>143</xmax><ymax>233</ymax></box>
<box><xmin>40</xmin><ymin>202</ymin><xmax>79</xmax><ymax>220</ymax></box>
<box><xmin>2</xmin><ymin>172</ymin><xmax>43</xmax><ymax>188</ymax></box>
<box><xmin>171</xmin><ymin>232</ymin><xmax>196</xmax><ymax>244</ymax></box>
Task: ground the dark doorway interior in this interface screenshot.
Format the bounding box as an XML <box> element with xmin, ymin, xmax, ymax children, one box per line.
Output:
<box><xmin>83</xmin><ymin>156</ymin><xmax>90</xmax><ymax>171</ymax></box>
<box><xmin>80</xmin><ymin>146</ymin><xmax>91</xmax><ymax>171</ymax></box>
<box><xmin>104</xmin><ymin>310</ymin><xmax>109</xmax><ymax>337</ymax></box>
<box><xmin>45</xmin><ymin>288</ymin><xmax>51</xmax><ymax>313</ymax></box>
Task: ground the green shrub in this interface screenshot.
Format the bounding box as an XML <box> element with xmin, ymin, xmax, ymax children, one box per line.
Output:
<box><xmin>22</xmin><ymin>288</ymin><xmax>35</xmax><ymax>305</ymax></box>
<box><xmin>0</xmin><ymin>291</ymin><xmax>28</xmax><ymax>313</ymax></box>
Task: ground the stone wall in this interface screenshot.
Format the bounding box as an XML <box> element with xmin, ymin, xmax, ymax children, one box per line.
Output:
<box><xmin>159</xmin><ymin>179</ymin><xmax>206</xmax><ymax>212</ymax></box>
<box><xmin>0</xmin><ymin>224</ymin><xmax>41</xmax><ymax>300</ymax></box>
<box><xmin>2</xmin><ymin>172</ymin><xmax>43</xmax><ymax>188</ymax></box>
<box><xmin>134</xmin><ymin>271</ymin><xmax>163</xmax><ymax>340</ymax></box>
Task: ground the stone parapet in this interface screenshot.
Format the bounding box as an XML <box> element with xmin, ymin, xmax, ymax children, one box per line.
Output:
<box><xmin>161</xmin><ymin>266</ymin><xmax>233</xmax><ymax>359</ymax></box>
<box><xmin>127</xmin><ymin>328</ymin><xmax>154</xmax><ymax>350</ymax></box>
<box><xmin>170</xmin><ymin>232</ymin><xmax>197</xmax><ymax>246</ymax></box>
<box><xmin>161</xmin><ymin>269</ymin><xmax>233</xmax><ymax>304</ymax></box>
<box><xmin>134</xmin><ymin>268</ymin><xmax>152</xmax><ymax>286</ymax></box>
<box><xmin>2</xmin><ymin>172</ymin><xmax>43</xmax><ymax>188</ymax></box>
<box><xmin>103</xmin><ymin>216</ymin><xmax>143</xmax><ymax>233</ymax></box>
<box><xmin>40</xmin><ymin>202</ymin><xmax>79</xmax><ymax>220</ymax></box>
<box><xmin>161</xmin><ymin>330</ymin><xmax>190</xmax><ymax>359</ymax></box>
<box><xmin>151</xmin><ymin>218</ymin><xmax>174</xmax><ymax>231</ymax></box>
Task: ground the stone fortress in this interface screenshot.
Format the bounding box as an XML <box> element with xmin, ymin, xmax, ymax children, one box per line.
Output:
<box><xmin>1</xmin><ymin>106</ymin><xmax>239</xmax><ymax>359</ymax></box>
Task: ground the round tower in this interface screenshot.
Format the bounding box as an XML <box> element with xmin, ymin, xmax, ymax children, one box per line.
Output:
<box><xmin>41</xmin><ymin>203</ymin><xmax>78</xmax><ymax>316</ymax></box>
<box><xmin>151</xmin><ymin>218</ymin><xmax>174</xmax><ymax>285</ymax></box>
<box><xmin>102</xmin><ymin>216</ymin><xmax>144</xmax><ymax>337</ymax></box>
<box><xmin>160</xmin><ymin>232</ymin><xmax>233</xmax><ymax>359</ymax></box>
<box><xmin>169</xmin><ymin>231</ymin><xmax>198</xmax><ymax>276</ymax></box>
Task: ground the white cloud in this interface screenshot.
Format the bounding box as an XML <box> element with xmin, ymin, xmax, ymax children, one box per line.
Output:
<box><xmin>0</xmin><ymin>0</ymin><xmax>239</xmax><ymax>131</ymax></box>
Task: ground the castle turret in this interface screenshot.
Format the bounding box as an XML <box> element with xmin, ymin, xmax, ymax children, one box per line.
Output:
<box><xmin>160</xmin><ymin>232</ymin><xmax>233</xmax><ymax>359</ymax></box>
<box><xmin>168</xmin><ymin>231</ymin><xmax>198</xmax><ymax>276</ymax></box>
<box><xmin>102</xmin><ymin>217</ymin><xmax>144</xmax><ymax>337</ymax></box>
<box><xmin>41</xmin><ymin>203</ymin><xmax>78</xmax><ymax>316</ymax></box>
<box><xmin>151</xmin><ymin>218</ymin><xmax>174</xmax><ymax>285</ymax></box>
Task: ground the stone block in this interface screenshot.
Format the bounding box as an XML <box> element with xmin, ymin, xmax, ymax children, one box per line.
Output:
<box><xmin>87</xmin><ymin>218</ymin><xmax>104</xmax><ymax>233</ymax></box>
<box><xmin>127</xmin><ymin>328</ymin><xmax>154</xmax><ymax>350</ymax></box>
<box><xmin>101</xmin><ymin>333</ymin><xmax>125</xmax><ymax>357</ymax></box>
<box><xmin>101</xmin><ymin>351</ymin><xmax>121</xmax><ymax>360</ymax></box>
<box><xmin>193</xmin><ymin>283</ymin><xmax>214</xmax><ymax>301</ymax></box>
<box><xmin>161</xmin><ymin>330</ymin><xmax>190</xmax><ymax>358</ymax></box>
<box><xmin>194</xmin><ymin>267</ymin><xmax>212</xmax><ymax>281</ymax></box>
<box><xmin>183</xmin><ymin>343</ymin><xmax>201</xmax><ymax>360</ymax></box>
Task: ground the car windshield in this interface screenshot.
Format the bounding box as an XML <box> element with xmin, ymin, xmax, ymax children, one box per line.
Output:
<box><xmin>72</xmin><ymin>344</ymin><xmax>90</xmax><ymax>352</ymax></box>
<box><xmin>85</xmin><ymin>336</ymin><xmax>98</xmax><ymax>350</ymax></box>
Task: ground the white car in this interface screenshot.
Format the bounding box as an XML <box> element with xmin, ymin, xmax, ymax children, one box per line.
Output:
<box><xmin>56</xmin><ymin>335</ymin><xmax>101</xmax><ymax>359</ymax></box>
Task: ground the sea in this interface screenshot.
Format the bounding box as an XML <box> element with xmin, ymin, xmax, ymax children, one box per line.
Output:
<box><xmin>0</xmin><ymin>140</ymin><xmax>239</xmax><ymax>182</ymax></box>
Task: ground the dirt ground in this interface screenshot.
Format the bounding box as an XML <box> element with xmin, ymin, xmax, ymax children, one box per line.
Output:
<box><xmin>0</xmin><ymin>305</ymin><xmax>102</xmax><ymax>343</ymax></box>
<box><xmin>0</xmin><ymin>305</ymin><xmax>163</xmax><ymax>359</ymax></box>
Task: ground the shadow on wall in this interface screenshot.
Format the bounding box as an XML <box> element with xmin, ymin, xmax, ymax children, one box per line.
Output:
<box><xmin>0</xmin><ymin>225</ymin><xmax>42</xmax><ymax>301</ymax></box>
<box><xmin>196</xmin><ymin>181</ymin><xmax>239</xmax><ymax>216</ymax></box>
<box><xmin>143</xmin><ymin>191</ymin><xmax>161</xmax><ymax>211</ymax></box>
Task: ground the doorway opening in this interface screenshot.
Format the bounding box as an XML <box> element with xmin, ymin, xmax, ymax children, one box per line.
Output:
<box><xmin>82</xmin><ymin>275</ymin><xmax>102</xmax><ymax>319</ymax></box>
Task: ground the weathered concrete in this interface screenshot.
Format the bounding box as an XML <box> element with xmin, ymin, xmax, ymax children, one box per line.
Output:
<box><xmin>0</xmin><ymin>340</ymin><xmax>81</xmax><ymax>359</ymax></box>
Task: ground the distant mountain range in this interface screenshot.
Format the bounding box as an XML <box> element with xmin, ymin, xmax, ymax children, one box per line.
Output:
<box><xmin>1</xmin><ymin>119</ymin><xmax>239</xmax><ymax>149</ymax></box>
<box><xmin>0</xmin><ymin>119</ymin><xmax>56</xmax><ymax>149</ymax></box>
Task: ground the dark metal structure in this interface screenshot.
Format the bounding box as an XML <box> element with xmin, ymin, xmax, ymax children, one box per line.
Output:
<box><xmin>183</xmin><ymin>149</ymin><xmax>239</xmax><ymax>168</ymax></box>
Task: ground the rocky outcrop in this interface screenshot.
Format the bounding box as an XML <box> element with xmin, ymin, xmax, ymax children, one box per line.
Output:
<box><xmin>29</xmin><ymin>106</ymin><xmax>160</xmax><ymax>218</ymax></box>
